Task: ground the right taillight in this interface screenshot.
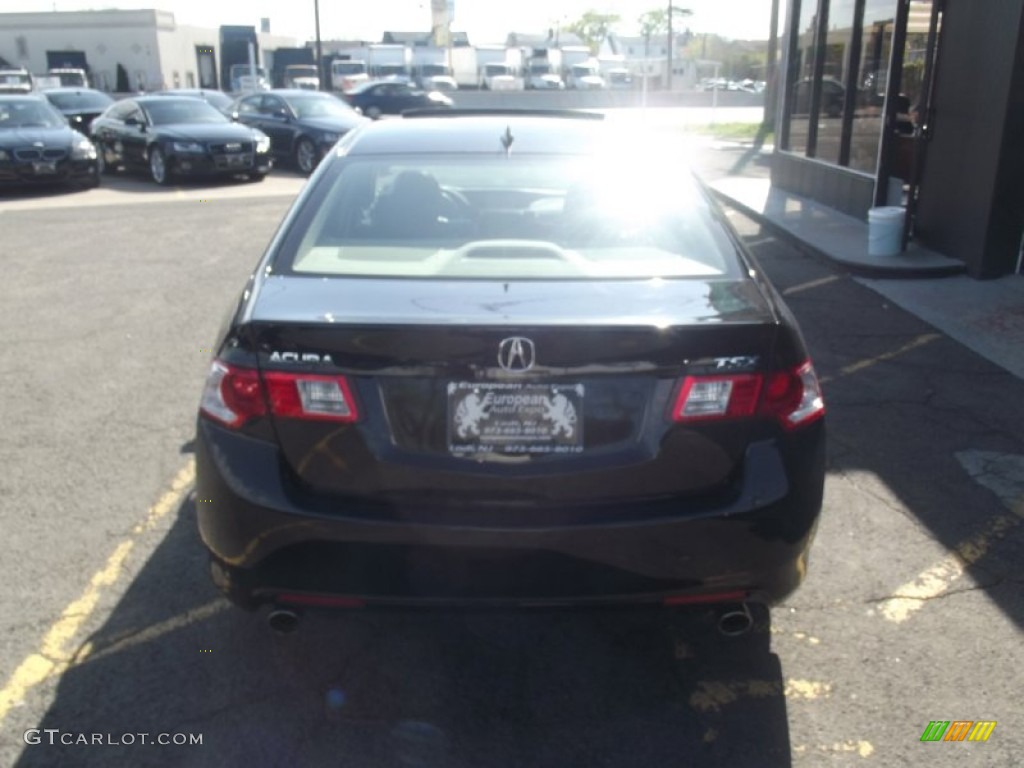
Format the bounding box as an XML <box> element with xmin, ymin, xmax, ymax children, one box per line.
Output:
<box><xmin>758</xmin><ymin>361</ymin><xmax>825</xmax><ymax>429</ymax></box>
<box><xmin>671</xmin><ymin>360</ymin><xmax>824</xmax><ymax>430</ymax></box>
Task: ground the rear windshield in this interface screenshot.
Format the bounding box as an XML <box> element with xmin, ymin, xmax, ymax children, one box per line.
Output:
<box><xmin>278</xmin><ymin>153</ymin><xmax>743</xmax><ymax>280</ymax></box>
<box><xmin>46</xmin><ymin>90</ymin><xmax>114</xmax><ymax>110</ymax></box>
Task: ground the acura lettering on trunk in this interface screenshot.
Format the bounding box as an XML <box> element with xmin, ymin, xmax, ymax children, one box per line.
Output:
<box><xmin>195</xmin><ymin>111</ymin><xmax>826</xmax><ymax>623</ymax></box>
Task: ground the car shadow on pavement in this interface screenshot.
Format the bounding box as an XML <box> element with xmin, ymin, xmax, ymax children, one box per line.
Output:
<box><xmin>15</xmin><ymin>495</ymin><xmax>792</xmax><ymax>768</ymax></box>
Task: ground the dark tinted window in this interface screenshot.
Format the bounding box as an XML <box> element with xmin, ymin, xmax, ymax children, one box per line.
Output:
<box><xmin>0</xmin><ymin>98</ymin><xmax>65</xmax><ymax>128</ymax></box>
<box><xmin>143</xmin><ymin>99</ymin><xmax>228</xmax><ymax>125</ymax></box>
<box><xmin>45</xmin><ymin>90</ymin><xmax>114</xmax><ymax>111</ymax></box>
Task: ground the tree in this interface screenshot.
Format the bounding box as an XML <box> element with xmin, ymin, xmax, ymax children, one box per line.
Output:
<box><xmin>638</xmin><ymin>5</ymin><xmax>692</xmax><ymax>89</ymax></box>
<box><xmin>566</xmin><ymin>10</ymin><xmax>620</xmax><ymax>54</ymax></box>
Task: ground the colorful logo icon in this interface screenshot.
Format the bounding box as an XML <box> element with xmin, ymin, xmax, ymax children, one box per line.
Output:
<box><xmin>920</xmin><ymin>721</ymin><xmax>996</xmax><ymax>742</ymax></box>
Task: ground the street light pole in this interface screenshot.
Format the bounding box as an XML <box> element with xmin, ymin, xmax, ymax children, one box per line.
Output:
<box><xmin>314</xmin><ymin>0</ymin><xmax>324</xmax><ymax>90</ymax></box>
<box><xmin>667</xmin><ymin>0</ymin><xmax>673</xmax><ymax>91</ymax></box>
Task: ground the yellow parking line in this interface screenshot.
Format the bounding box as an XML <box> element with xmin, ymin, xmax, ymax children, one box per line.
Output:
<box><xmin>689</xmin><ymin>678</ymin><xmax>832</xmax><ymax>713</ymax></box>
<box><xmin>793</xmin><ymin>741</ymin><xmax>875</xmax><ymax>758</ymax></box>
<box><xmin>782</xmin><ymin>275</ymin><xmax>839</xmax><ymax>296</ymax></box>
<box><xmin>820</xmin><ymin>333</ymin><xmax>940</xmax><ymax>384</ymax></box>
<box><xmin>0</xmin><ymin>460</ymin><xmax>195</xmax><ymax>727</ymax></box>
<box><xmin>71</xmin><ymin>598</ymin><xmax>227</xmax><ymax>666</ymax></box>
<box><xmin>879</xmin><ymin>451</ymin><xmax>1023</xmax><ymax>623</ymax></box>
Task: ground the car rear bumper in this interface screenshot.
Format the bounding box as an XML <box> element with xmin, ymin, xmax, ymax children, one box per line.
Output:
<box><xmin>196</xmin><ymin>419</ymin><xmax>825</xmax><ymax>609</ymax></box>
<box><xmin>0</xmin><ymin>157</ymin><xmax>97</xmax><ymax>185</ymax></box>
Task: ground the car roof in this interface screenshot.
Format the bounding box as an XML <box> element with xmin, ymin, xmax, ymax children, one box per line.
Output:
<box><xmin>266</xmin><ymin>89</ymin><xmax>334</xmax><ymax>97</ymax></box>
<box><xmin>343</xmin><ymin>113</ymin><xmax>616</xmax><ymax>156</ymax></box>
<box><xmin>0</xmin><ymin>94</ymin><xmax>46</xmax><ymax>102</ymax></box>
<box><xmin>41</xmin><ymin>87</ymin><xmax>106</xmax><ymax>94</ymax></box>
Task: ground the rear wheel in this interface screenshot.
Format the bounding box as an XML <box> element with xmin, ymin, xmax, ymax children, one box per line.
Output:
<box><xmin>365</xmin><ymin>105</ymin><xmax>382</xmax><ymax>120</ymax></box>
<box><xmin>148</xmin><ymin>147</ymin><xmax>171</xmax><ymax>185</ymax></box>
<box><xmin>294</xmin><ymin>137</ymin><xmax>317</xmax><ymax>175</ymax></box>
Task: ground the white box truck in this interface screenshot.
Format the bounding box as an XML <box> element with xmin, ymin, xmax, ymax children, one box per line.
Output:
<box><xmin>561</xmin><ymin>47</ymin><xmax>605</xmax><ymax>89</ymax></box>
<box><xmin>411</xmin><ymin>47</ymin><xmax>457</xmax><ymax>91</ymax></box>
<box><xmin>367</xmin><ymin>44</ymin><xmax>411</xmax><ymax>82</ymax></box>
<box><xmin>476</xmin><ymin>45</ymin><xmax>522</xmax><ymax>91</ymax></box>
<box><xmin>524</xmin><ymin>48</ymin><xmax>564</xmax><ymax>90</ymax></box>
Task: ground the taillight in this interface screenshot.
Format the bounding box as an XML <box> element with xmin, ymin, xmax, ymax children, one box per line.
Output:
<box><xmin>262</xmin><ymin>371</ymin><xmax>359</xmax><ymax>422</ymax></box>
<box><xmin>759</xmin><ymin>361</ymin><xmax>825</xmax><ymax>429</ymax></box>
<box><xmin>672</xmin><ymin>361</ymin><xmax>824</xmax><ymax>429</ymax></box>
<box><xmin>200</xmin><ymin>361</ymin><xmax>266</xmax><ymax>428</ymax></box>
<box><xmin>200</xmin><ymin>362</ymin><xmax>359</xmax><ymax>429</ymax></box>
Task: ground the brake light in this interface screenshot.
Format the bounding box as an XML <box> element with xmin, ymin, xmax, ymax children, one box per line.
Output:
<box><xmin>672</xmin><ymin>361</ymin><xmax>824</xmax><ymax>429</ymax></box>
<box><xmin>200</xmin><ymin>361</ymin><xmax>266</xmax><ymax>428</ymax></box>
<box><xmin>200</xmin><ymin>362</ymin><xmax>360</xmax><ymax>429</ymax></box>
<box><xmin>262</xmin><ymin>371</ymin><xmax>359</xmax><ymax>422</ymax></box>
<box><xmin>759</xmin><ymin>361</ymin><xmax>825</xmax><ymax>429</ymax></box>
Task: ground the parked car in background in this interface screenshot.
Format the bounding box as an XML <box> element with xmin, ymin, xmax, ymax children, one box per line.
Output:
<box><xmin>41</xmin><ymin>87</ymin><xmax>114</xmax><ymax>132</ymax></box>
<box><xmin>90</xmin><ymin>95</ymin><xmax>272</xmax><ymax>185</ymax></box>
<box><xmin>195</xmin><ymin>111</ymin><xmax>827</xmax><ymax>623</ymax></box>
<box><xmin>792</xmin><ymin>77</ymin><xmax>845</xmax><ymax>117</ymax></box>
<box><xmin>230</xmin><ymin>89</ymin><xmax>366</xmax><ymax>174</ymax></box>
<box><xmin>0</xmin><ymin>95</ymin><xmax>99</xmax><ymax>188</ymax></box>
<box><xmin>0</xmin><ymin>68</ymin><xmax>33</xmax><ymax>94</ymax></box>
<box><xmin>343</xmin><ymin>80</ymin><xmax>452</xmax><ymax>119</ymax></box>
<box><xmin>151</xmin><ymin>89</ymin><xmax>235</xmax><ymax>115</ymax></box>
<box><xmin>47</xmin><ymin>68</ymin><xmax>89</xmax><ymax>88</ymax></box>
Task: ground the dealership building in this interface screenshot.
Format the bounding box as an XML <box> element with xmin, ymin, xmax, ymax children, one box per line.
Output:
<box><xmin>771</xmin><ymin>0</ymin><xmax>1024</xmax><ymax>278</ymax></box>
<box><xmin>0</xmin><ymin>9</ymin><xmax>295</xmax><ymax>93</ymax></box>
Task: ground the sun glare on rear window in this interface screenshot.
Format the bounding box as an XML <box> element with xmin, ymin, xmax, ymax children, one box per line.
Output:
<box><xmin>284</xmin><ymin>155</ymin><xmax>741</xmax><ymax>280</ymax></box>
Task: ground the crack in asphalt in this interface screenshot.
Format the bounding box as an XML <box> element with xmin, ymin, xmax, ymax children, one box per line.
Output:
<box><xmin>866</xmin><ymin>577</ymin><xmax>1007</xmax><ymax>605</ymax></box>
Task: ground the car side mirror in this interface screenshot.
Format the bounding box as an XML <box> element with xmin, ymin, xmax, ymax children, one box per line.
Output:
<box><xmin>125</xmin><ymin>116</ymin><xmax>145</xmax><ymax>131</ymax></box>
<box><xmin>274</xmin><ymin>108</ymin><xmax>289</xmax><ymax>120</ymax></box>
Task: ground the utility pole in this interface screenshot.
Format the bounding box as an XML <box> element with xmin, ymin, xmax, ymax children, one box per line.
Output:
<box><xmin>314</xmin><ymin>0</ymin><xmax>324</xmax><ymax>90</ymax></box>
<box><xmin>667</xmin><ymin>0</ymin><xmax>673</xmax><ymax>91</ymax></box>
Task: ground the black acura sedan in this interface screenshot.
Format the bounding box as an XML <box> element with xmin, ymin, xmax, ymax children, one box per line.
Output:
<box><xmin>90</xmin><ymin>95</ymin><xmax>272</xmax><ymax>185</ymax></box>
<box><xmin>0</xmin><ymin>95</ymin><xmax>99</xmax><ymax>188</ymax></box>
<box><xmin>41</xmin><ymin>87</ymin><xmax>115</xmax><ymax>133</ymax></box>
<box><xmin>196</xmin><ymin>112</ymin><xmax>826</xmax><ymax>624</ymax></box>
<box><xmin>230</xmin><ymin>89</ymin><xmax>367</xmax><ymax>174</ymax></box>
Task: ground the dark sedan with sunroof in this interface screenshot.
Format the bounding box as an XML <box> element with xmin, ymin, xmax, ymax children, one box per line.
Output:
<box><xmin>0</xmin><ymin>94</ymin><xmax>99</xmax><ymax>188</ymax></box>
<box><xmin>90</xmin><ymin>95</ymin><xmax>272</xmax><ymax>184</ymax></box>
<box><xmin>195</xmin><ymin>112</ymin><xmax>826</xmax><ymax>631</ymax></box>
<box><xmin>41</xmin><ymin>87</ymin><xmax>114</xmax><ymax>132</ymax></box>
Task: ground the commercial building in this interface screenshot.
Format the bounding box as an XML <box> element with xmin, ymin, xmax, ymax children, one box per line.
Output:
<box><xmin>0</xmin><ymin>9</ymin><xmax>295</xmax><ymax>93</ymax></box>
<box><xmin>772</xmin><ymin>0</ymin><xmax>1024</xmax><ymax>277</ymax></box>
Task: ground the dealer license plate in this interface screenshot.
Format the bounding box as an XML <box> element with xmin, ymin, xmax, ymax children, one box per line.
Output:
<box><xmin>448</xmin><ymin>381</ymin><xmax>584</xmax><ymax>455</ymax></box>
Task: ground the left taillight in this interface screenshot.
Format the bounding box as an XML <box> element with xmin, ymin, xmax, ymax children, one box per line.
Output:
<box><xmin>671</xmin><ymin>361</ymin><xmax>824</xmax><ymax>430</ymax></box>
<box><xmin>200</xmin><ymin>362</ymin><xmax>359</xmax><ymax>429</ymax></box>
<box><xmin>200</xmin><ymin>361</ymin><xmax>266</xmax><ymax>428</ymax></box>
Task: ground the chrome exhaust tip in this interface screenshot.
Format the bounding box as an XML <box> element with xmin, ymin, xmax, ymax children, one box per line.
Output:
<box><xmin>717</xmin><ymin>603</ymin><xmax>754</xmax><ymax>637</ymax></box>
<box><xmin>268</xmin><ymin>608</ymin><xmax>301</xmax><ymax>634</ymax></box>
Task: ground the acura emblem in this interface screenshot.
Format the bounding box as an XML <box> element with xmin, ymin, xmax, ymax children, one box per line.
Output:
<box><xmin>497</xmin><ymin>337</ymin><xmax>535</xmax><ymax>372</ymax></box>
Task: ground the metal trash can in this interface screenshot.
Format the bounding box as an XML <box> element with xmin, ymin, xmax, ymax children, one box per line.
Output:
<box><xmin>868</xmin><ymin>206</ymin><xmax>905</xmax><ymax>257</ymax></box>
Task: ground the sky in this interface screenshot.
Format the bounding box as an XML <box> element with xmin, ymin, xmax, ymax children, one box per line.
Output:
<box><xmin>8</xmin><ymin>1</ymin><xmax>772</xmax><ymax>43</ymax></box>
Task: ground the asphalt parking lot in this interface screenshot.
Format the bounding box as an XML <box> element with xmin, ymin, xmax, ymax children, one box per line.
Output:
<box><xmin>1</xmin><ymin>156</ymin><xmax>1022</xmax><ymax>767</ymax></box>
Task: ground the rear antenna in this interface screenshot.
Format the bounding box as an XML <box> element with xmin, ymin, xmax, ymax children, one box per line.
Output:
<box><xmin>500</xmin><ymin>125</ymin><xmax>514</xmax><ymax>155</ymax></box>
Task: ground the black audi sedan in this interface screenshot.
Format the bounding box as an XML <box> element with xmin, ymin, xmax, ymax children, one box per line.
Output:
<box><xmin>196</xmin><ymin>112</ymin><xmax>826</xmax><ymax>624</ymax></box>
<box><xmin>0</xmin><ymin>95</ymin><xmax>99</xmax><ymax>188</ymax></box>
<box><xmin>90</xmin><ymin>95</ymin><xmax>272</xmax><ymax>185</ymax></box>
<box><xmin>40</xmin><ymin>87</ymin><xmax>115</xmax><ymax>133</ymax></box>
<box><xmin>229</xmin><ymin>89</ymin><xmax>367</xmax><ymax>174</ymax></box>
<box><xmin>343</xmin><ymin>80</ymin><xmax>453</xmax><ymax>120</ymax></box>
